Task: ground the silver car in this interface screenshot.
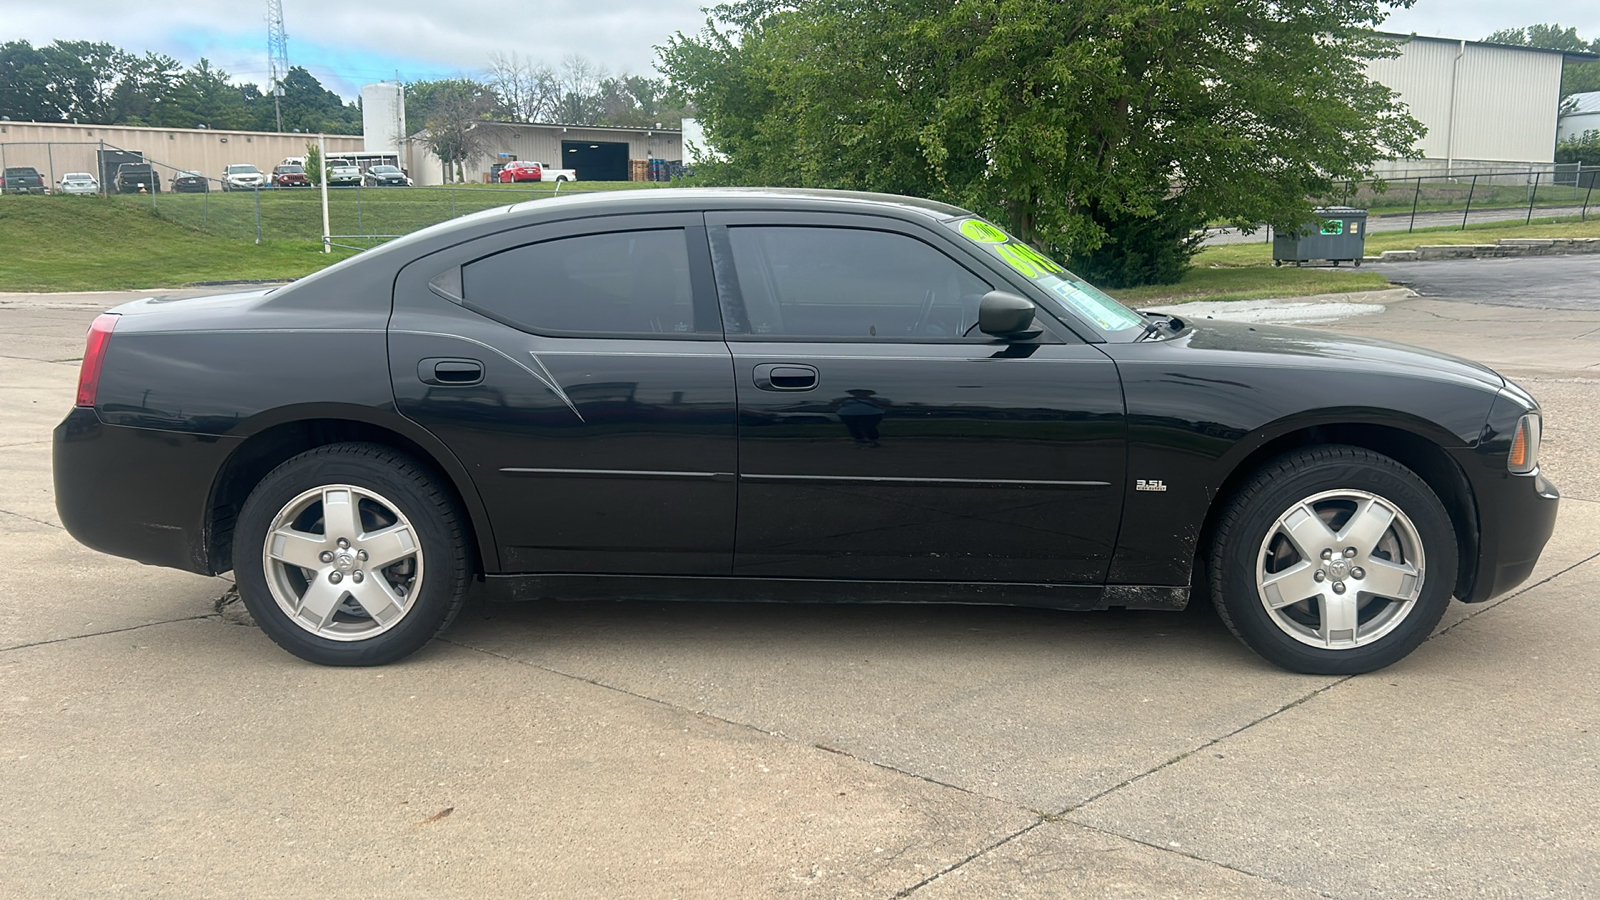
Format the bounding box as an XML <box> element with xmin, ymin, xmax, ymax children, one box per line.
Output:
<box><xmin>58</xmin><ymin>172</ymin><xmax>100</xmax><ymax>196</ymax></box>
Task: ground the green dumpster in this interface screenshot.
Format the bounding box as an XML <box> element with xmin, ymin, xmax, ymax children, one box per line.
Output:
<box><xmin>1273</xmin><ymin>207</ymin><xmax>1368</xmax><ymax>267</ymax></box>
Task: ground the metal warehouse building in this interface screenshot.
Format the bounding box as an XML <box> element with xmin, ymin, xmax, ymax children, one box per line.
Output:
<box><xmin>1559</xmin><ymin>91</ymin><xmax>1600</xmax><ymax>143</ymax></box>
<box><xmin>0</xmin><ymin>120</ymin><xmax>363</xmax><ymax>186</ymax></box>
<box><xmin>1367</xmin><ymin>34</ymin><xmax>1598</xmax><ymax>176</ymax></box>
<box><xmin>404</xmin><ymin>122</ymin><xmax>683</xmax><ymax>185</ymax></box>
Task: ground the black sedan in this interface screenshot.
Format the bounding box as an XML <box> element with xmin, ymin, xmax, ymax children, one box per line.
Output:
<box><xmin>363</xmin><ymin>165</ymin><xmax>411</xmax><ymax>187</ymax></box>
<box><xmin>53</xmin><ymin>189</ymin><xmax>1557</xmax><ymax>673</ymax></box>
<box><xmin>171</xmin><ymin>171</ymin><xmax>210</xmax><ymax>193</ymax></box>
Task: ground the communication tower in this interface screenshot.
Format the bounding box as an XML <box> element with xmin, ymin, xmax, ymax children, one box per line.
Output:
<box><xmin>266</xmin><ymin>0</ymin><xmax>290</xmax><ymax>131</ymax></box>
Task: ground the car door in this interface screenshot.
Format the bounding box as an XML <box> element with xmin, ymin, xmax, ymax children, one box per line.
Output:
<box><xmin>706</xmin><ymin>211</ymin><xmax>1127</xmax><ymax>584</ymax></box>
<box><xmin>389</xmin><ymin>212</ymin><xmax>737</xmax><ymax>575</ymax></box>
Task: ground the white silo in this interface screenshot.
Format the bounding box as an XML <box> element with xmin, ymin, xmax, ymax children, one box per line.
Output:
<box><xmin>361</xmin><ymin>82</ymin><xmax>406</xmax><ymax>154</ymax></box>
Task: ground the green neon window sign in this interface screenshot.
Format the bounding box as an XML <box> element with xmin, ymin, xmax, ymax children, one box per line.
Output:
<box><xmin>948</xmin><ymin>217</ymin><xmax>1143</xmax><ymax>332</ymax></box>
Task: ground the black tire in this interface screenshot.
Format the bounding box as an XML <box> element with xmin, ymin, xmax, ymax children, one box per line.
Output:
<box><xmin>1209</xmin><ymin>445</ymin><xmax>1457</xmax><ymax>675</ymax></box>
<box><xmin>233</xmin><ymin>442</ymin><xmax>472</xmax><ymax>666</ymax></box>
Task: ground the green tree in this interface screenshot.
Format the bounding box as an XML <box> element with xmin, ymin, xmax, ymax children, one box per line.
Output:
<box><xmin>662</xmin><ymin>0</ymin><xmax>1424</xmax><ymax>287</ymax></box>
<box><xmin>1484</xmin><ymin>24</ymin><xmax>1600</xmax><ymax>98</ymax></box>
<box><xmin>38</xmin><ymin>41</ymin><xmax>125</xmax><ymax>123</ymax></box>
<box><xmin>0</xmin><ymin>40</ymin><xmax>59</xmax><ymax>121</ymax></box>
<box><xmin>415</xmin><ymin>79</ymin><xmax>507</xmax><ymax>181</ymax></box>
<box><xmin>304</xmin><ymin>141</ymin><xmax>323</xmax><ymax>184</ymax></box>
<box><xmin>405</xmin><ymin>77</ymin><xmax>501</xmax><ymax>134</ymax></box>
<box><xmin>106</xmin><ymin>51</ymin><xmax>184</xmax><ymax>126</ymax></box>
<box><xmin>165</xmin><ymin>59</ymin><xmax>253</xmax><ymax>130</ymax></box>
<box><xmin>267</xmin><ymin>67</ymin><xmax>362</xmax><ymax>134</ymax></box>
<box><xmin>1556</xmin><ymin>131</ymin><xmax>1600</xmax><ymax>167</ymax></box>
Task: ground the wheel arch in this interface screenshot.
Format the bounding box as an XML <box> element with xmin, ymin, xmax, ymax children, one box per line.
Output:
<box><xmin>1195</xmin><ymin>421</ymin><xmax>1480</xmax><ymax>604</ymax></box>
<box><xmin>205</xmin><ymin>405</ymin><xmax>499</xmax><ymax>576</ymax></box>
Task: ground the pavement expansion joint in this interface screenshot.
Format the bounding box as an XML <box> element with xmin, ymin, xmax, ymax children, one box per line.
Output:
<box><xmin>441</xmin><ymin>635</ymin><xmax>991</xmax><ymax>799</ymax></box>
<box><xmin>1432</xmin><ymin>549</ymin><xmax>1600</xmax><ymax>640</ymax></box>
<box><xmin>1064</xmin><ymin>820</ymin><xmax>1335</xmax><ymax>899</ymax></box>
<box><xmin>0</xmin><ymin>507</ymin><xmax>63</xmax><ymax>529</ymax></box>
<box><xmin>890</xmin><ymin>821</ymin><xmax>1047</xmax><ymax>897</ymax></box>
<box><xmin>0</xmin><ymin>613</ymin><xmax>218</xmax><ymax>654</ymax></box>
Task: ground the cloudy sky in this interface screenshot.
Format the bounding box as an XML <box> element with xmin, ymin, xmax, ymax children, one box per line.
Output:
<box><xmin>9</xmin><ymin>0</ymin><xmax>1600</xmax><ymax>99</ymax></box>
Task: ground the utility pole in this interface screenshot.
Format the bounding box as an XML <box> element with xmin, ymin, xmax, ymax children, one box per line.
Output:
<box><xmin>267</xmin><ymin>0</ymin><xmax>289</xmax><ymax>132</ymax></box>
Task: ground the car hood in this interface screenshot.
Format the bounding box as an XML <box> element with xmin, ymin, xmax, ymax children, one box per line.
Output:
<box><xmin>1159</xmin><ymin>318</ymin><xmax>1504</xmax><ymax>391</ymax></box>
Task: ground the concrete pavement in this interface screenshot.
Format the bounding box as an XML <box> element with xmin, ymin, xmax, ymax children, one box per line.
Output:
<box><xmin>2</xmin><ymin>284</ymin><xmax>1597</xmax><ymax>898</ymax></box>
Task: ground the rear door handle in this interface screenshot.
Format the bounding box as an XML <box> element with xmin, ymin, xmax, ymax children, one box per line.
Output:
<box><xmin>753</xmin><ymin>363</ymin><xmax>818</xmax><ymax>391</ymax></box>
<box><xmin>419</xmin><ymin>357</ymin><xmax>484</xmax><ymax>386</ymax></box>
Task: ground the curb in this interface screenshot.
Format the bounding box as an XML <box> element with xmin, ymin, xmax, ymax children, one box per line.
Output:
<box><xmin>1369</xmin><ymin>237</ymin><xmax>1600</xmax><ymax>263</ymax></box>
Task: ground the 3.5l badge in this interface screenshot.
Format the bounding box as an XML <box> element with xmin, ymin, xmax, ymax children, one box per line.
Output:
<box><xmin>1136</xmin><ymin>479</ymin><xmax>1168</xmax><ymax>492</ymax></box>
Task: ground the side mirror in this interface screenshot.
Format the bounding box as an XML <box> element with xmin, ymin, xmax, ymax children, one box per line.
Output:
<box><xmin>978</xmin><ymin>291</ymin><xmax>1043</xmax><ymax>340</ymax></box>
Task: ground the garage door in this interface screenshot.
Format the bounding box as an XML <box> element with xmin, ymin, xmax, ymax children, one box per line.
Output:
<box><xmin>560</xmin><ymin>140</ymin><xmax>629</xmax><ymax>182</ymax></box>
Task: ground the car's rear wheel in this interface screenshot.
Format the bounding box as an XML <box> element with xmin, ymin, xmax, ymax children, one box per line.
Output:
<box><xmin>233</xmin><ymin>443</ymin><xmax>472</xmax><ymax>666</ymax></box>
<box><xmin>1209</xmin><ymin>446</ymin><xmax>1457</xmax><ymax>675</ymax></box>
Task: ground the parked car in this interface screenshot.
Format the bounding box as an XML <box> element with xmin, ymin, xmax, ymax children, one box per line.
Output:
<box><xmin>57</xmin><ymin>172</ymin><xmax>100</xmax><ymax>195</ymax></box>
<box><xmin>527</xmin><ymin>160</ymin><xmax>577</xmax><ymax>182</ymax></box>
<box><xmin>53</xmin><ymin>188</ymin><xmax>1558</xmax><ymax>674</ymax></box>
<box><xmin>272</xmin><ymin>164</ymin><xmax>311</xmax><ymax>187</ymax></box>
<box><xmin>113</xmin><ymin>163</ymin><xmax>161</xmax><ymax>194</ymax></box>
<box><xmin>171</xmin><ymin>171</ymin><xmax>210</xmax><ymax>193</ymax></box>
<box><xmin>326</xmin><ymin>160</ymin><xmax>362</xmax><ymax>187</ymax></box>
<box><xmin>497</xmin><ymin>160</ymin><xmax>543</xmax><ymax>183</ymax></box>
<box><xmin>363</xmin><ymin>164</ymin><xmax>411</xmax><ymax>187</ymax></box>
<box><xmin>2</xmin><ymin>166</ymin><xmax>48</xmax><ymax>194</ymax></box>
<box><xmin>221</xmin><ymin>164</ymin><xmax>267</xmax><ymax>191</ymax></box>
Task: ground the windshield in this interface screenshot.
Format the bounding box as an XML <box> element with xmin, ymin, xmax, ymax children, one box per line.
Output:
<box><xmin>228</xmin><ymin>165</ymin><xmax>261</xmax><ymax>174</ymax></box>
<box><xmin>373</xmin><ymin>166</ymin><xmax>400</xmax><ymax>174</ymax></box>
<box><xmin>948</xmin><ymin>218</ymin><xmax>1145</xmax><ymax>333</ymax></box>
<box><xmin>278</xmin><ymin>166</ymin><xmax>304</xmax><ymax>173</ymax></box>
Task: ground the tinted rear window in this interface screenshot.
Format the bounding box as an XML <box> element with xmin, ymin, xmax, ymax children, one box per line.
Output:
<box><xmin>461</xmin><ymin>228</ymin><xmax>705</xmax><ymax>338</ymax></box>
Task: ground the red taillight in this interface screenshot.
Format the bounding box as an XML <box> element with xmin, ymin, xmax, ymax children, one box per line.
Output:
<box><xmin>75</xmin><ymin>313</ymin><xmax>119</xmax><ymax>407</ymax></box>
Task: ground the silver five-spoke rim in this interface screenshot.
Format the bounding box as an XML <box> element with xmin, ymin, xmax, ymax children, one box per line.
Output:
<box><xmin>262</xmin><ymin>484</ymin><xmax>425</xmax><ymax>641</ymax></box>
<box><xmin>1255</xmin><ymin>489</ymin><xmax>1425</xmax><ymax>651</ymax></box>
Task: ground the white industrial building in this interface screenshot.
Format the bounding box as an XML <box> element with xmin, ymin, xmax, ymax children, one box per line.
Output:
<box><xmin>1366</xmin><ymin>34</ymin><xmax>1597</xmax><ymax>176</ymax></box>
<box><xmin>1559</xmin><ymin>92</ymin><xmax>1600</xmax><ymax>144</ymax></box>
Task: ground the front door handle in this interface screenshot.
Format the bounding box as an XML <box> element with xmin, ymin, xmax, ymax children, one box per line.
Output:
<box><xmin>419</xmin><ymin>357</ymin><xmax>484</xmax><ymax>386</ymax></box>
<box><xmin>753</xmin><ymin>363</ymin><xmax>818</xmax><ymax>391</ymax></box>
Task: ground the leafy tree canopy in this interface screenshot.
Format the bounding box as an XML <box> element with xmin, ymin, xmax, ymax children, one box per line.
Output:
<box><xmin>660</xmin><ymin>0</ymin><xmax>1423</xmax><ymax>286</ymax></box>
<box><xmin>0</xmin><ymin>40</ymin><xmax>361</xmax><ymax>133</ymax></box>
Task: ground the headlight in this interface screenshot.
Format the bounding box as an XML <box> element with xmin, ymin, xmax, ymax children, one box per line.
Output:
<box><xmin>1508</xmin><ymin>413</ymin><xmax>1541</xmax><ymax>474</ymax></box>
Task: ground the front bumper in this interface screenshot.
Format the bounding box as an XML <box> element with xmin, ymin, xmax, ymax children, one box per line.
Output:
<box><xmin>54</xmin><ymin>407</ymin><xmax>239</xmax><ymax>575</ymax></box>
<box><xmin>1464</xmin><ymin>468</ymin><xmax>1559</xmax><ymax>603</ymax></box>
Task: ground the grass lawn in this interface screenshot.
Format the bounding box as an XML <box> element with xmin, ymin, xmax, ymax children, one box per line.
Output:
<box><xmin>0</xmin><ymin>196</ymin><xmax>355</xmax><ymax>292</ymax></box>
<box><xmin>4</xmin><ymin>190</ymin><xmax>1594</xmax><ymax>297</ymax></box>
<box><xmin>1112</xmin><ymin>267</ymin><xmax>1390</xmax><ymax>305</ymax></box>
<box><xmin>1116</xmin><ymin>215</ymin><xmax>1600</xmax><ymax>305</ymax></box>
<box><xmin>125</xmin><ymin>181</ymin><xmax>666</xmax><ymax>245</ymax></box>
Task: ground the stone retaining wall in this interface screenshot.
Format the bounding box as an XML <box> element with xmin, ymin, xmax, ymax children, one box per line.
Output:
<box><xmin>1372</xmin><ymin>238</ymin><xmax>1600</xmax><ymax>262</ymax></box>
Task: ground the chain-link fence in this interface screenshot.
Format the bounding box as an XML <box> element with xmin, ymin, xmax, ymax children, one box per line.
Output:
<box><xmin>2</xmin><ymin>139</ymin><xmax>650</xmax><ymax>249</ymax></box>
<box><xmin>1321</xmin><ymin>165</ymin><xmax>1598</xmax><ymax>232</ymax></box>
<box><xmin>14</xmin><ymin>139</ymin><xmax>1592</xmax><ymax>249</ymax></box>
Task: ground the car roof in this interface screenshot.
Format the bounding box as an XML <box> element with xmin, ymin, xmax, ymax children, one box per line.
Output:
<box><xmin>501</xmin><ymin>187</ymin><xmax>972</xmax><ymax>222</ymax></box>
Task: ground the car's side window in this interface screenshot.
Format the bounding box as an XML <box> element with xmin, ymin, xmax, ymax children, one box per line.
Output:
<box><xmin>461</xmin><ymin>228</ymin><xmax>702</xmax><ymax>338</ymax></box>
<box><xmin>724</xmin><ymin>226</ymin><xmax>992</xmax><ymax>340</ymax></box>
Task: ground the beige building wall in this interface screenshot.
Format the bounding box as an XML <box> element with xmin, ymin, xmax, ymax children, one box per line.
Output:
<box><xmin>0</xmin><ymin>120</ymin><xmax>364</xmax><ymax>184</ymax></box>
<box><xmin>1367</xmin><ymin>36</ymin><xmax>1567</xmax><ymax>168</ymax></box>
<box><xmin>407</xmin><ymin>123</ymin><xmax>683</xmax><ymax>185</ymax></box>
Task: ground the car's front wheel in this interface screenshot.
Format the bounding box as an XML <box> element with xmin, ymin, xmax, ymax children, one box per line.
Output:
<box><xmin>233</xmin><ymin>443</ymin><xmax>472</xmax><ymax>665</ymax></box>
<box><xmin>1209</xmin><ymin>446</ymin><xmax>1457</xmax><ymax>675</ymax></box>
